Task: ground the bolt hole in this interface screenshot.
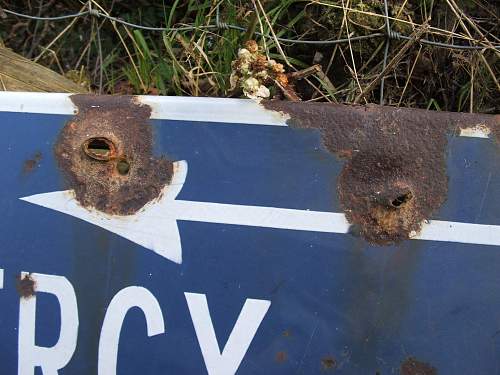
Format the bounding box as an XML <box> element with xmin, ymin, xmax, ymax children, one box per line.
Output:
<box><xmin>83</xmin><ymin>137</ymin><xmax>115</xmax><ymax>161</ymax></box>
<box><xmin>117</xmin><ymin>159</ymin><xmax>130</xmax><ymax>175</ymax></box>
<box><xmin>391</xmin><ymin>191</ymin><xmax>413</xmax><ymax>207</ymax></box>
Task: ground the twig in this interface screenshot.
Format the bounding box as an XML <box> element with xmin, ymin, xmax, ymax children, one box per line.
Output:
<box><xmin>38</xmin><ymin>46</ymin><xmax>64</xmax><ymax>74</ymax></box>
<box><xmin>469</xmin><ymin>56</ymin><xmax>474</xmax><ymax>113</ymax></box>
<box><xmin>288</xmin><ymin>64</ymin><xmax>321</xmax><ymax>80</ymax></box>
<box><xmin>397</xmin><ymin>44</ymin><xmax>422</xmax><ymax>106</ymax></box>
<box><xmin>341</xmin><ymin>0</ymin><xmax>363</xmax><ymax>98</ymax></box>
<box><xmin>354</xmin><ymin>23</ymin><xmax>429</xmax><ymax>104</ymax></box>
<box><xmin>252</xmin><ymin>0</ymin><xmax>291</xmax><ymax>67</ymax></box>
<box><xmin>251</xmin><ymin>0</ymin><xmax>269</xmax><ymax>59</ymax></box>
<box><xmin>33</xmin><ymin>2</ymin><xmax>86</xmax><ymax>62</ymax></box>
<box><xmin>444</xmin><ymin>0</ymin><xmax>500</xmax><ymax>94</ymax></box>
<box><xmin>0</xmin><ymin>74</ymin><xmax>6</xmax><ymax>90</ymax></box>
<box><xmin>274</xmin><ymin>80</ymin><xmax>301</xmax><ymax>101</ymax></box>
<box><xmin>324</xmin><ymin>0</ymin><xmax>349</xmax><ymax>77</ymax></box>
<box><xmin>90</xmin><ymin>0</ymin><xmax>146</xmax><ymax>92</ymax></box>
<box><xmin>312</xmin><ymin>0</ymin><xmax>484</xmax><ymax>42</ymax></box>
<box><xmin>478</xmin><ymin>53</ymin><xmax>500</xmax><ymax>93</ymax></box>
<box><xmin>3</xmin><ymin>5</ymin><xmax>498</xmax><ymax>49</ymax></box>
<box><xmin>288</xmin><ymin>64</ymin><xmax>337</xmax><ymax>99</ymax></box>
<box><xmin>243</xmin><ymin>11</ymin><xmax>259</xmax><ymax>42</ymax></box>
<box><xmin>95</xmin><ymin>17</ymin><xmax>103</xmax><ymax>94</ymax></box>
<box><xmin>446</xmin><ymin>0</ymin><xmax>500</xmax><ymax>56</ymax></box>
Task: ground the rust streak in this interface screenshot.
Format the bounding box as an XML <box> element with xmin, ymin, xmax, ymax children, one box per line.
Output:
<box><xmin>275</xmin><ymin>351</ymin><xmax>287</xmax><ymax>363</ymax></box>
<box><xmin>54</xmin><ymin>95</ymin><xmax>173</xmax><ymax>216</ymax></box>
<box><xmin>263</xmin><ymin>101</ymin><xmax>499</xmax><ymax>245</ymax></box>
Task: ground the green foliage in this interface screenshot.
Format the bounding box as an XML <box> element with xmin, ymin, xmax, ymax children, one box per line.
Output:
<box><xmin>116</xmin><ymin>0</ymin><xmax>247</xmax><ymax>96</ymax></box>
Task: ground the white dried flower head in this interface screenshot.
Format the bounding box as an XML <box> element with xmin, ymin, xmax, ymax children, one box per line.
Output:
<box><xmin>229</xmin><ymin>72</ymin><xmax>240</xmax><ymax>91</ymax></box>
<box><xmin>244</xmin><ymin>40</ymin><xmax>259</xmax><ymax>54</ymax></box>
<box><xmin>267</xmin><ymin>59</ymin><xmax>285</xmax><ymax>74</ymax></box>
<box><xmin>238</xmin><ymin>48</ymin><xmax>252</xmax><ymax>61</ymax></box>
<box><xmin>255</xmin><ymin>85</ymin><xmax>270</xmax><ymax>98</ymax></box>
<box><xmin>244</xmin><ymin>87</ymin><xmax>270</xmax><ymax>101</ymax></box>
<box><xmin>242</xmin><ymin>77</ymin><xmax>270</xmax><ymax>100</ymax></box>
<box><xmin>239</xmin><ymin>62</ymin><xmax>250</xmax><ymax>74</ymax></box>
<box><xmin>242</xmin><ymin>77</ymin><xmax>260</xmax><ymax>93</ymax></box>
<box><xmin>267</xmin><ymin>59</ymin><xmax>277</xmax><ymax>67</ymax></box>
<box><xmin>272</xmin><ymin>63</ymin><xmax>285</xmax><ymax>74</ymax></box>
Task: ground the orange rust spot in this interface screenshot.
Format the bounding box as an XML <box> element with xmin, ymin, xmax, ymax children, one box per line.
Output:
<box><xmin>22</xmin><ymin>151</ymin><xmax>42</xmax><ymax>174</ymax></box>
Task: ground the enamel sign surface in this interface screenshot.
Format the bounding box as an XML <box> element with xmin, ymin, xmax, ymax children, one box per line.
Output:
<box><xmin>0</xmin><ymin>92</ymin><xmax>499</xmax><ymax>375</ymax></box>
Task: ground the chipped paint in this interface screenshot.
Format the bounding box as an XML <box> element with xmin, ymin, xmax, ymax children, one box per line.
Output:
<box><xmin>459</xmin><ymin>124</ymin><xmax>491</xmax><ymax>138</ymax></box>
<box><xmin>0</xmin><ymin>92</ymin><xmax>289</xmax><ymax>125</ymax></box>
<box><xmin>16</xmin><ymin>274</ymin><xmax>35</xmax><ymax>299</ymax></box>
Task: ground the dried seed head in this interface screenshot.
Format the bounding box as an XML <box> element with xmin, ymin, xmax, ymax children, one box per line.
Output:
<box><xmin>242</xmin><ymin>77</ymin><xmax>270</xmax><ymax>100</ymax></box>
<box><xmin>254</xmin><ymin>85</ymin><xmax>270</xmax><ymax>99</ymax></box>
<box><xmin>271</xmin><ymin>62</ymin><xmax>285</xmax><ymax>74</ymax></box>
<box><xmin>275</xmin><ymin>73</ymin><xmax>289</xmax><ymax>86</ymax></box>
<box><xmin>242</xmin><ymin>77</ymin><xmax>261</xmax><ymax>92</ymax></box>
<box><xmin>251</xmin><ymin>54</ymin><xmax>268</xmax><ymax>72</ymax></box>
<box><xmin>237</xmin><ymin>48</ymin><xmax>252</xmax><ymax>61</ymax></box>
<box><xmin>254</xmin><ymin>70</ymin><xmax>269</xmax><ymax>80</ymax></box>
<box><xmin>229</xmin><ymin>72</ymin><xmax>240</xmax><ymax>91</ymax></box>
<box><xmin>245</xmin><ymin>40</ymin><xmax>259</xmax><ymax>53</ymax></box>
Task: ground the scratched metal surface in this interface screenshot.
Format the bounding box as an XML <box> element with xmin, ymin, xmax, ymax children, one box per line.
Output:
<box><xmin>0</xmin><ymin>108</ymin><xmax>499</xmax><ymax>375</ymax></box>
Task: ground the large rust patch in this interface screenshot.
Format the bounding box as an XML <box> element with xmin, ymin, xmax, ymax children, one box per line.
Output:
<box><xmin>263</xmin><ymin>101</ymin><xmax>499</xmax><ymax>244</ymax></box>
<box><xmin>55</xmin><ymin>95</ymin><xmax>172</xmax><ymax>215</ymax></box>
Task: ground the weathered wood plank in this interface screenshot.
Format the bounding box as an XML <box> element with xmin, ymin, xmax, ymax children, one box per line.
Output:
<box><xmin>0</xmin><ymin>47</ymin><xmax>88</xmax><ymax>93</ymax></box>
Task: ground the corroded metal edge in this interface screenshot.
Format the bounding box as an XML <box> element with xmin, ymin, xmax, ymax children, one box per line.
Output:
<box><xmin>263</xmin><ymin>100</ymin><xmax>499</xmax><ymax>244</ymax></box>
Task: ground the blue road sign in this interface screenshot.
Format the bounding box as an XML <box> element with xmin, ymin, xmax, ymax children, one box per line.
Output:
<box><xmin>0</xmin><ymin>92</ymin><xmax>499</xmax><ymax>374</ymax></box>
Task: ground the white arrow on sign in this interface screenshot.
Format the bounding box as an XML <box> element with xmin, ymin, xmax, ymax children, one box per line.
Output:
<box><xmin>20</xmin><ymin>161</ymin><xmax>500</xmax><ymax>264</ymax></box>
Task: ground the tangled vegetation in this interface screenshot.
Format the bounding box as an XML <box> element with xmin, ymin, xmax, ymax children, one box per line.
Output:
<box><xmin>0</xmin><ymin>0</ymin><xmax>498</xmax><ymax>112</ymax></box>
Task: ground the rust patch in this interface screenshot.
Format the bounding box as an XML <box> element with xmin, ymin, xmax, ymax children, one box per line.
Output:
<box><xmin>400</xmin><ymin>357</ymin><xmax>437</xmax><ymax>375</ymax></box>
<box><xmin>321</xmin><ymin>356</ymin><xmax>337</xmax><ymax>371</ymax></box>
<box><xmin>263</xmin><ymin>101</ymin><xmax>499</xmax><ymax>244</ymax></box>
<box><xmin>54</xmin><ymin>95</ymin><xmax>173</xmax><ymax>215</ymax></box>
<box><xmin>16</xmin><ymin>274</ymin><xmax>36</xmax><ymax>299</ymax></box>
<box><xmin>275</xmin><ymin>351</ymin><xmax>287</xmax><ymax>363</ymax></box>
<box><xmin>23</xmin><ymin>151</ymin><xmax>42</xmax><ymax>174</ymax></box>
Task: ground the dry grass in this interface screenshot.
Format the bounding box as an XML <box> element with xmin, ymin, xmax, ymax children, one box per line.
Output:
<box><xmin>0</xmin><ymin>0</ymin><xmax>498</xmax><ymax>112</ymax></box>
